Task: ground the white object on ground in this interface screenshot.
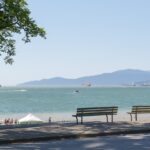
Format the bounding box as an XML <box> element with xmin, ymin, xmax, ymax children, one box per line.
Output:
<box><xmin>18</xmin><ymin>114</ymin><xmax>43</xmax><ymax>124</ymax></box>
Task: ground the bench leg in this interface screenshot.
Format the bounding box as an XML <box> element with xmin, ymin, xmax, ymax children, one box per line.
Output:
<box><xmin>106</xmin><ymin>115</ymin><xmax>108</xmax><ymax>122</ymax></box>
<box><xmin>135</xmin><ymin>113</ymin><xmax>137</xmax><ymax>121</ymax></box>
<box><xmin>129</xmin><ymin>114</ymin><xmax>132</xmax><ymax>121</ymax></box>
<box><xmin>76</xmin><ymin>116</ymin><xmax>78</xmax><ymax>124</ymax></box>
<box><xmin>111</xmin><ymin>115</ymin><xmax>113</xmax><ymax>122</ymax></box>
<box><xmin>81</xmin><ymin>116</ymin><xmax>83</xmax><ymax>124</ymax></box>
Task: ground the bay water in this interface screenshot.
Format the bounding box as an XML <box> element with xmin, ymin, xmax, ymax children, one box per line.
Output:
<box><xmin>0</xmin><ymin>87</ymin><xmax>150</xmax><ymax>121</ymax></box>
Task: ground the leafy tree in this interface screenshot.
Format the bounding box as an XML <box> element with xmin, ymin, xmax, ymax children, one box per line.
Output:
<box><xmin>0</xmin><ymin>0</ymin><xmax>46</xmax><ymax>64</ymax></box>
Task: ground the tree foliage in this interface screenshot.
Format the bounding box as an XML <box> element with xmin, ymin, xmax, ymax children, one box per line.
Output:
<box><xmin>0</xmin><ymin>0</ymin><xmax>46</xmax><ymax>64</ymax></box>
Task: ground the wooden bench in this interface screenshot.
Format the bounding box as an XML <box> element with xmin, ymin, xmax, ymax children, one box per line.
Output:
<box><xmin>72</xmin><ymin>106</ymin><xmax>118</xmax><ymax>124</ymax></box>
<box><xmin>128</xmin><ymin>106</ymin><xmax>150</xmax><ymax>121</ymax></box>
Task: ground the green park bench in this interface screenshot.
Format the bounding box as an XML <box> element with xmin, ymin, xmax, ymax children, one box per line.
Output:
<box><xmin>128</xmin><ymin>106</ymin><xmax>150</xmax><ymax>121</ymax></box>
<box><xmin>72</xmin><ymin>106</ymin><xmax>118</xmax><ymax>124</ymax></box>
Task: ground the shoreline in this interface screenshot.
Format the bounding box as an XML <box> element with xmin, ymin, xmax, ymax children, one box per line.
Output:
<box><xmin>0</xmin><ymin>110</ymin><xmax>150</xmax><ymax>123</ymax></box>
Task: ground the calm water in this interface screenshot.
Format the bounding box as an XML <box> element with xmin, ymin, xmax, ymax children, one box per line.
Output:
<box><xmin>0</xmin><ymin>87</ymin><xmax>150</xmax><ymax>115</ymax></box>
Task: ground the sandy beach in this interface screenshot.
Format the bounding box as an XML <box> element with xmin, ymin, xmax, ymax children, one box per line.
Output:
<box><xmin>0</xmin><ymin>111</ymin><xmax>150</xmax><ymax>125</ymax></box>
<box><xmin>0</xmin><ymin>111</ymin><xmax>150</xmax><ymax>124</ymax></box>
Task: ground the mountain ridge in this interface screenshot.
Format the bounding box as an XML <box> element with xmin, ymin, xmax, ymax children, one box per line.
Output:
<box><xmin>18</xmin><ymin>69</ymin><xmax>150</xmax><ymax>87</ymax></box>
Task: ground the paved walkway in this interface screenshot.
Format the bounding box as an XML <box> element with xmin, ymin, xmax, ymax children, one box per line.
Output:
<box><xmin>0</xmin><ymin>121</ymin><xmax>150</xmax><ymax>144</ymax></box>
<box><xmin>1</xmin><ymin>134</ymin><xmax>150</xmax><ymax>150</ymax></box>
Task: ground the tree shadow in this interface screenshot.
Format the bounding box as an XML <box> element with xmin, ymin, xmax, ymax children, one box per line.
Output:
<box><xmin>0</xmin><ymin>121</ymin><xmax>150</xmax><ymax>149</ymax></box>
<box><xmin>0</xmin><ymin>133</ymin><xmax>150</xmax><ymax>150</ymax></box>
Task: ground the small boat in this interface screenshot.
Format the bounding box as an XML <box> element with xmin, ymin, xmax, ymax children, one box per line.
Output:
<box><xmin>82</xmin><ymin>82</ymin><xmax>92</xmax><ymax>87</ymax></box>
<box><xmin>74</xmin><ymin>90</ymin><xmax>79</xmax><ymax>93</ymax></box>
<box><xmin>87</xmin><ymin>83</ymin><xmax>91</xmax><ymax>87</ymax></box>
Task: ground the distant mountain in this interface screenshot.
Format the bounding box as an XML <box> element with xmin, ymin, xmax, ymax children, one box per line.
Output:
<box><xmin>18</xmin><ymin>69</ymin><xmax>150</xmax><ymax>87</ymax></box>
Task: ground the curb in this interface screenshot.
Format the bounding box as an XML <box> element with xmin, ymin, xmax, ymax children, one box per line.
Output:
<box><xmin>1</xmin><ymin>128</ymin><xmax>150</xmax><ymax>145</ymax></box>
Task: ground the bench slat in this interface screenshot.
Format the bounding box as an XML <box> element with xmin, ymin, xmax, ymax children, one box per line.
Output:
<box><xmin>73</xmin><ymin>106</ymin><xmax>118</xmax><ymax>123</ymax></box>
<box><xmin>76</xmin><ymin>113</ymin><xmax>117</xmax><ymax>116</ymax></box>
<box><xmin>76</xmin><ymin>106</ymin><xmax>118</xmax><ymax>117</ymax></box>
<box><xmin>77</xmin><ymin>109</ymin><xmax>118</xmax><ymax>112</ymax></box>
<box><xmin>131</xmin><ymin>106</ymin><xmax>150</xmax><ymax>112</ymax></box>
<box><xmin>77</xmin><ymin>107</ymin><xmax>118</xmax><ymax>110</ymax></box>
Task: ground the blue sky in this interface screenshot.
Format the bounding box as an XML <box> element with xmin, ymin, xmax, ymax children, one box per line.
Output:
<box><xmin>1</xmin><ymin>0</ymin><xmax>150</xmax><ymax>86</ymax></box>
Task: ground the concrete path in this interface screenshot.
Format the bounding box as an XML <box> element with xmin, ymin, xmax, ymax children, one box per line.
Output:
<box><xmin>1</xmin><ymin>134</ymin><xmax>150</xmax><ymax>150</ymax></box>
<box><xmin>0</xmin><ymin>121</ymin><xmax>150</xmax><ymax>144</ymax></box>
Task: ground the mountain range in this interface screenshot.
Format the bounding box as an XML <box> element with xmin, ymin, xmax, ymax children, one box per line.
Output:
<box><xmin>18</xmin><ymin>69</ymin><xmax>150</xmax><ymax>87</ymax></box>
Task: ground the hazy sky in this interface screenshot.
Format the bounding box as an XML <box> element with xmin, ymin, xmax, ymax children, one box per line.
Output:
<box><xmin>1</xmin><ymin>0</ymin><xmax>150</xmax><ymax>86</ymax></box>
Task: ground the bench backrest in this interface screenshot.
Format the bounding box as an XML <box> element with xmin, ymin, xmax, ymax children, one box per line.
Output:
<box><xmin>131</xmin><ymin>106</ymin><xmax>150</xmax><ymax>114</ymax></box>
<box><xmin>76</xmin><ymin>106</ymin><xmax>118</xmax><ymax>116</ymax></box>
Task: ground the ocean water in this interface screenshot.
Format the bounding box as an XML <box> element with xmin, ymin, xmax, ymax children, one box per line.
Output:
<box><xmin>0</xmin><ymin>87</ymin><xmax>150</xmax><ymax>121</ymax></box>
